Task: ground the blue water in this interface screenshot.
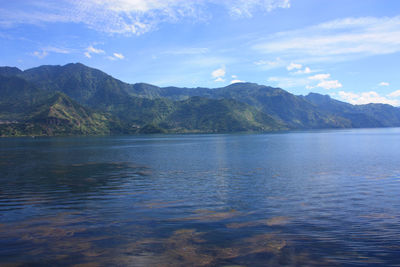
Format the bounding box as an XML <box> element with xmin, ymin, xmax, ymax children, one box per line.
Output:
<box><xmin>1</xmin><ymin>128</ymin><xmax>400</xmax><ymax>266</ymax></box>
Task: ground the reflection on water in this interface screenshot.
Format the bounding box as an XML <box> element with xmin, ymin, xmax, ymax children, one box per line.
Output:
<box><xmin>1</xmin><ymin>129</ymin><xmax>400</xmax><ymax>266</ymax></box>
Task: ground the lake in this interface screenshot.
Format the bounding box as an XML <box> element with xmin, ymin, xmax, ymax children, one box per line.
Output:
<box><xmin>1</xmin><ymin>128</ymin><xmax>400</xmax><ymax>266</ymax></box>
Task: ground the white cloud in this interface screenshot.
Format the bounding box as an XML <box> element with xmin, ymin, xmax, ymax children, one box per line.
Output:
<box><xmin>231</xmin><ymin>75</ymin><xmax>238</xmax><ymax>79</ymax></box>
<box><xmin>32</xmin><ymin>46</ymin><xmax>70</xmax><ymax>59</ymax></box>
<box><xmin>253</xmin><ymin>15</ymin><xmax>400</xmax><ymax>63</ymax></box>
<box><xmin>32</xmin><ymin>50</ymin><xmax>48</xmax><ymax>59</ymax></box>
<box><xmin>0</xmin><ymin>0</ymin><xmax>291</xmax><ymax>35</ymax></box>
<box><xmin>286</xmin><ymin>62</ymin><xmax>302</xmax><ymax>71</ymax></box>
<box><xmin>230</xmin><ymin>79</ymin><xmax>245</xmax><ymax>84</ymax></box>
<box><xmin>268</xmin><ymin>76</ymin><xmax>310</xmax><ymax>88</ymax></box>
<box><xmin>214</xmin><ymin>77</ymin><xmax>225</xmax><ymax>82</ymax></box>
<box><xmin>388</xmin><ymin>90</ymin><xmax>400</xmax><ymax>98</ymax></box>
<box><xmin>301</xmin><ymin>67</ymin><xmax>311</xmax><ymax>74</ymax></box>
<box><xmin>113</xmin><ymin>52</ymin><xmax>124</xmax><ymax>59</ymax></box>
<box><xmin>379</xmin><ymin>82</ymin><xmax>390</xmax><ymax>86</ymax></box>
<box><xmin>87</xmin><ymin>46</ymin><xmax>104</xmax><ymax>54</ymax></box>
<box><xmin>228</xmin><ymin>0</ymin><xmax>290</xmax><ymax>17</ymax></box>
<box><xmin>316</xmin><ymin>80</ymin><xmax>342</xmax><ymax>90</ymax></box>
<box><xmin>293</xmin><ymin>66</ymin><xmax>312</xmax><ymax>74</ymax></box>
<box><xmin>212</xmin><ymin>66</ymin><xmax>226</xmax><ymax>80</ymax></box>
<box><xmin>85</xmin><ymin>45</ymin><xmax>105</xmax><ymax>58</ymax></box>
<box><xmin>271</xmin><ymin>68</ymin><xmax>342</xmax><ymax>90</ymax></box>
<box><xmin>254</xmin><ymin>57</ymin><xmax>285</xmax><ymax>70</ymax></box>
<box><xmin>308</xmin><ymin>73</ymin><xmax>331</xmax><ymax>80</ymax></box>
<box><xmin>307</xmin><ymin>73</ymin><xmax>342</xmax><ymax>89</ymax></box>
<box><xmin>107</xmin><ymin>53</ymin><xmax>125</xmax><ymax>61</ymax></box>
<box><xmin>339</xmin><ymin>91</ymin><xmax>399</xmax><ymax>106</ymax></box>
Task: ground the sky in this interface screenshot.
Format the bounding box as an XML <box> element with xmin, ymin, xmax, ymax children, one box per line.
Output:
<box><xmin>1</xmin><ymin>0</ymin><xmax>400</xmax><ymax>105</ymax></box>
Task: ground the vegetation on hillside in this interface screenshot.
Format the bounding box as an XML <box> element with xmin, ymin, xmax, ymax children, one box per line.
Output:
<box><xmin>1</xmin><ymin>63</ymin><xmax>399</xmax><ymax>136</ymax></box>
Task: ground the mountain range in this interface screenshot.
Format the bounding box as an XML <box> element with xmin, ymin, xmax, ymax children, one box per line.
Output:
<box><xmin>1</xmin><ymin>63</ymin><xmax>399</xmax><ymax>136</ymax></box>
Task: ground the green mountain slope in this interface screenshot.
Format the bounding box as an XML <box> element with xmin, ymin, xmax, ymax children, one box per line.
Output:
<box><xmin>211</xmin><ymin>83</ymin><xmax>350</xmax><ymax>129</ymax></box>
<box><xmin>0</xmin><ymin>76</ymin><xmax>121</xmax><ymax>136</ymax></box>
<box><xmin>163</xmin><ymin>96</ymin><xmax>285</xmax><ymax>133</ymax></box>
<box><xmin>8</xmin><ymin>63</ymin><xmax>132</xmax><ymax>107</ymax></box>
<box><xmin>0</xmin><ymin>92</ymin><xmax>119</xmax><ymax>137</ymax></box>
<box><xmin>1</xmin><ymin>63</ymin><xmax>400</xmax><ymax>136</ymax></box>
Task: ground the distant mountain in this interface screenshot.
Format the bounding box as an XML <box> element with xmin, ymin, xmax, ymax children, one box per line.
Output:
<box><xmin>0</xmin><ymin>63</ymin><xmax>399</xmax><ymax>136</ymax></box>
<box><xmin>303</xmin><ymin>93</ymin><xmax>400</xmax><ymax>128</ymax></box>
<box><xmin>130</xmin><ymin>82</ymin><xmax>351</xmax><ymax>129</ymax></box>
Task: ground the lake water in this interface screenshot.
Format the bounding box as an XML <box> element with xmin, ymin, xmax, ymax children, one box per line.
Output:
<box><xmin>1</xmin><ymin>128</ymin><xmax>400</xmax><ymax>266</ymax></box>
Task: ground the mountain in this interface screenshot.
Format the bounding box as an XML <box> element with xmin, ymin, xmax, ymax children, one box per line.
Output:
<box><xmin>0</xmin><ymin>63</ymin><xmax>399</xmax><ymax>136</ymax></box>
<box><xmin>211</xmin><ymin>83</ymin><xmax>351</xmax><ymax>129</ymax></box>
<box><xmin>129</xmin><ymin>82</ymin><xmax>353</xmax><ymax>128</ymax></box>
<box><xmin>0</xmin><ymin>66</ymin><xmax>23</xmax><ymax>77</ymax></box>
<box><xmin>303</xmin><ymin>93</ymin><xmax>400</xmax><ymax>127</ymax></box>
<box><xmin>1</xmin><ymin>63</ymin><xmax>133</xmax><ymax>108</ymax></box>
<box><xmin>163</xmin><ymin>96</ymin><xmax>284</xmax><ymax>133</ymax></box>
<box><xmin>0</xmin><ymin>75</ymin><xmax>121</xmax><ymax>136</ymax></box>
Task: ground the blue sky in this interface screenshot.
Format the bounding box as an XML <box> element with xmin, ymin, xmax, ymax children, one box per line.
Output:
<box><xmin>1</xmin><ymin>0</ymin><xmax>400</xmax><ymax>105</ymax></box>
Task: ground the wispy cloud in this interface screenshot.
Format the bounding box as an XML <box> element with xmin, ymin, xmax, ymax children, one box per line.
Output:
<box><xmin>32</xmin><ymin>46</ymin><xmax>71</xmax><ymax>59</ymax></box>
<box><xmin>268</xmin><ymin>76</ymin><xmax>310</xmax><ymax>88</ymax></box>
<box><xmin>338</xmin><ymin>91</ymin><xmax>399</xmax><ymax>106</ymax></box>
<box><xmin>254</xmin><ymin>57</ymin><xmax>285</xmax><ymax>70</ymax></box>
<box><xmin>32</xmin><ymin>50</ymin><xmax>48</xmax><ymax>59</ymax></box>
<box><xmin>229</xmin><ymin>74</ymin><xmax>245</xmax><ymax>84</ymax></box>
<box><xmin>306</xmin><ymin>73</ymin><xmax>342</xmax><ymax>90</ymax></box>
<box><xmin>227</xmin><ymin>0</ymin><xmax>290</xmax><ymax>17</ymax></box>
<box><xmin>286</xmin><ymin>62</ymin><xmax>302</xmax><ymax>71</ymax></box>
<box><xmin>293</xmin><ymin>67</ymin><xmax>311</xmax><ymax>74</ymax></box>
<box><xmin>0</xmin><ymin>0</ymin><xmax>291</xmax><ymax>35</ymax></box>
<box><xmin>230</xmin><ymin>79</ymin><xmax>245</xmax><ymax>84</ymax></box>
<box><xmin>107</xmin><ymin>52</ymin><xmax>125</xmax><ymax>61</ymax></box>
<box><xmin>113</xmin><ymin>53</ymin><xmax>124</xmax><ymax>60</ymax></box>
<box><xmin>286</xmin><ymin>63</ymin><xmax>314</xmax><ymax>75</ymax></box>
<box><xmin>315</xmin><ymin>80</ymin><xmax>342</xmax><ymax>90</ymax></box>
<box><xmin>212</xmin><ymin>66</ymin><xmax>226</xmax><ymax>82</ymax></box>
<box><xmin>253</xmin><ymin>15</ymin><xmax>400</xmax><ymax>63</ymax></box>
<box><xmin>84</xmin><ymin>45</ymin><xmax>105</xmax><ymax>58</ymax></box>
<box><xmin>379</xmin><ymin>81</ymin><xmax>390</xmax><ymax>86</ymax></box>
<box><xmin>309</xmin><ymin>74</ymin><xmax>331</xmax><ymax>80</ymax></box>
<box><xmin>388</xmin><ymin>90</ymin><xmax>400</xmax><ymax>98</ymax></box>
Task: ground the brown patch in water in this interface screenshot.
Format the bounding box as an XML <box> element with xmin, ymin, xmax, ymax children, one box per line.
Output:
<box><xmin>243</xmin><ymin>233</ymin><xmax>287</xmax><ymax>254</ymax></box>
<box><xmin>226</xmin><ymin>221</ymin><xmax>260</xmax><ymax>229</ymax></box>
<box><xmin>359</xmin><ymin>213</ymin><xmax>396</xmax><ymax>219</ymax></box>
<box><xmin>226</xmin><ymin>216</ymin><xmax>290</xmax><ymax>229</ymax></box>
<box><xmin>82</xmin><ymin>249</ymin><xmax>107</xmax><ymax>257</ymax></box>
<box><xmin>177</xmin><ymin>209</ymin><xmax>240</xmax><ymax>222</ymax></box>
<box><xmin>162</xmin><ymin>229</ymin><xmax>213</xmax><ymax>266</ymax></box>
<box><xmin>265</xmin><ymin>216</ymin><xmax>290</xmax><ymax>226</ymax></box>
<box><xmin>215</xmin><ymin>247</ymin><xmax>242</xmax><ymax>259</ymax></box>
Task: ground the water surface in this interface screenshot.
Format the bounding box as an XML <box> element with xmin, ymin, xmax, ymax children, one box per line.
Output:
<box><xmin>1</xmin><ymin>128</ymin><xmax>400</xmax><ymax>266</ymax></box>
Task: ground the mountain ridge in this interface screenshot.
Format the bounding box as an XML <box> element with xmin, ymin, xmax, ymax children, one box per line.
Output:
<box><xmin>1</xmin><ymin>63</ymin><xmax>399</xmax><ymax>136</ymax></box>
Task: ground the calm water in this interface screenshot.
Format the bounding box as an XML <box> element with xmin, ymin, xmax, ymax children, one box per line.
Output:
<box><xmin>1</xmin><ymin>128</ymin><xmax>400</xmax><ymax>266</ymax></box>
